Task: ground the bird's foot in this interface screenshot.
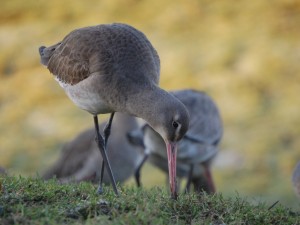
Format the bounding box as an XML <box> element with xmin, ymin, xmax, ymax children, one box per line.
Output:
<box><xmin>97</xmin><ymin>185</ymin><xmax>104</xmax><ymax>195</ymax></box>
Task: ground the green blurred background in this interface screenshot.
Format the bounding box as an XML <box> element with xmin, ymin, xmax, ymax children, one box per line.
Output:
<box><xmin>1</xmin><ymin>0</ymin><xmax>300</xmax><ymax>209</ymax></box>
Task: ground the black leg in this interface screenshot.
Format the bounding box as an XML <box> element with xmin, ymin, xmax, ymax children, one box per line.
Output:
<box><xmin>134</xmin><ymin>153</ymin><xmax>149</xmax><ymax>187</ymax></box>
<box><xmin>93</xmin><ymin>115</ymin><xmax>119</xmax><ymax>196</ymax></box>
<box><xmin>98</xmin><ymin>113</ymin><xmax>115</xmax><ymax>193</ymax></box>
<box><xmin>104</xmin><ymin>112</ymin><xmax>115</xmax><ymax>146</ymax></box>
<box><xmin>185</xmin><ymin>164</ymin><xmax>194</xmax><ymax>193</ymax></box>
<box><xmin>98</xmin><ymin>162</ymin><xmax>105</xmax><ymax>194</ymax></box>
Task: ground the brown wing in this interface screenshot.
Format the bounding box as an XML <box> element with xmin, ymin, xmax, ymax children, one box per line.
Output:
<box><xmin>47</xmin><ymin>29</ymin><xmax>91</xmax><ymax>85</ymax></box>
<box><xmin>47</xmin><ymin>24</ymin><xmax>160</xmax><ymax>86</ymax></box>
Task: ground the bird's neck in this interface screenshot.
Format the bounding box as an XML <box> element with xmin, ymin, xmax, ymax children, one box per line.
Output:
<box><xmin>125</xmin><ymin>85</ymin><xmax>173</xmax><ymax>127</ymax></box>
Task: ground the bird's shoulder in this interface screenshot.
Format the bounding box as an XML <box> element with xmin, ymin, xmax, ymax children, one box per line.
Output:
<box><xmin>47</xmin><ymin>24</ymin><xmax>160</xmax><ymax>85</ymax></box>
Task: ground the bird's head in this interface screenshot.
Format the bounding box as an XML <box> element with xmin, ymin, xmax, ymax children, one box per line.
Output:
<box><xmin>150</xmin><ymin>96</ymin><xmax>190</xmax><ymax>199</ymax></box>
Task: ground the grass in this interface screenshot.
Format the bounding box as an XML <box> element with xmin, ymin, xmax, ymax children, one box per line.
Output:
<box><xmin>0</xmin><ymin>176</ymin><xmax>299</xmax><ymax>225</ymax></box>
<box><xmin>1</xmin><ymin>0</ymin><xmax>300</xmax><ymax>209</ymax></box>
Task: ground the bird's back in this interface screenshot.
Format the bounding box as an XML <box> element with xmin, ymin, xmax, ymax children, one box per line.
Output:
<box><xmin>172</xmin><ymin>89</ymin><xmax>223</xmax><ymax>146</ymax></box>
<box><xmin>42</xmin><ymin>128</ymin><xmax>95</xmax><ymax>179</ymax></box>
<box><xmin>45</xmin><ymin>23</ymin><xmax>160</xmax><ymax>86</ymax></box>
<box><xmin>172</xmin><ymin>90</ymin><xmax>222</xmax><ymax>164</ymax></box>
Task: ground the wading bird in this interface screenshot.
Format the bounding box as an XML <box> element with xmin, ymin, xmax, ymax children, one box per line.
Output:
<box><xmin>39</xmin><ymin>23</ymin><xmax>189</xmax><ymax>199</ymax></box>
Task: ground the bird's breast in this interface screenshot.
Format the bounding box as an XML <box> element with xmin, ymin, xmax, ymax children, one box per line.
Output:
<box><xmin>56</xmin><ymin>74</ymin><xmax>113</xmax><ymax>115</ymax></box>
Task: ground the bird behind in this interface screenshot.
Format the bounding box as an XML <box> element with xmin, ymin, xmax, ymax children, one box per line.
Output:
<box><xmin>130</xmin><ymin>89</ymin><xmax>222</xmax><ymax>193</ymax></box>
<box><xmin>42</xmin><ymin>113</ymin><xmax>143</xmax><ymax>185</ymax></box>
<box><xmin>292</xmin><ymin>162</ymin><xmax>300</xmax><ymax>198</ymax></box>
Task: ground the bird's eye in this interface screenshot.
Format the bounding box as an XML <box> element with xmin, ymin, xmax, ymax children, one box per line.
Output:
<box><xmin>172</xmin><ymin>121</ymin><xmax>179</xmax><ymax>128</ymax></box>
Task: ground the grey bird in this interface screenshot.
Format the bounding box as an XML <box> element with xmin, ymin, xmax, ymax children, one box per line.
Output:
<box><xmin>39</xmin><ymin>23</ymin><xmax>189</xmax><ymax>199</ymax></box>
<box><xmin>0</xmin><ymin>167</ymin><xmax>6</xmax><ymax>176</ymax></box>
<box><xmin>42</xmin><ymin>113</ymin><xmax>144</xmax><ymax>185</ymax></box>
<box><xmin>129</xmin><ymin>90</ymin><xmax>222</xmax><ymax>193</ymax></box>
<box><xmin>292</xmin><ymin>161</ymin><xmax>300</xmax><ymax>198</ymax></box>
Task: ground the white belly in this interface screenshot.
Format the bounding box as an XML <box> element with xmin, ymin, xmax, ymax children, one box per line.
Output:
<box><xmin>56</xmin><ymin>75</ymin><xmax>113</xmax><ymax>115</ymax></box>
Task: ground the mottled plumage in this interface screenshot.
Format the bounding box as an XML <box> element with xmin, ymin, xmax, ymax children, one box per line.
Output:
<box><xmin>41</xmin><ymin>24</ymin><xmax>160</xmax><ymax>86</ymax></box>
<box><xmin>39</xmin><ymin>23</ymin><xmax>189</xmax><ymax>199</ymax></box>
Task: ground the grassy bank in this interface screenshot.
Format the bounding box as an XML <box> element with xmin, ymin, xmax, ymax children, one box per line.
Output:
<box><xmin>1</xmin><ymin>0</ymin><xmax>300</xmax><ymax>209</ymax></box>
<box><xmin>0</xmin><ymin>176</ymin><xmax>299</xmax><ymax>225</ymax></box>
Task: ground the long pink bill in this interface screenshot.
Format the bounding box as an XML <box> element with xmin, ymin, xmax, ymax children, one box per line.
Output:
<box><xmin>165</xmin><ymin>141</ymin><xmax>178</xmax><ymax>200</ymax></box>
<box><xmin>203</xmin><ymin>165</ymin><xmax>216</xmax><ymax>194</ymax></box>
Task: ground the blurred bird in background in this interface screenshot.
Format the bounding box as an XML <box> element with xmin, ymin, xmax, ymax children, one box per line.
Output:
<box><xmin>128</xmin><ymin>89</ymin><xmax>223</xmax><ymax>194</ymax></box>
<box><xmin>292</xmin><ymin>162</ymin><xmax>300</xmax><ymax>198</ymax></box>
<box><xmin>42</xmin><ymin>113</ymin><xmax>144</xmax><ymax>186</ymax></box>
